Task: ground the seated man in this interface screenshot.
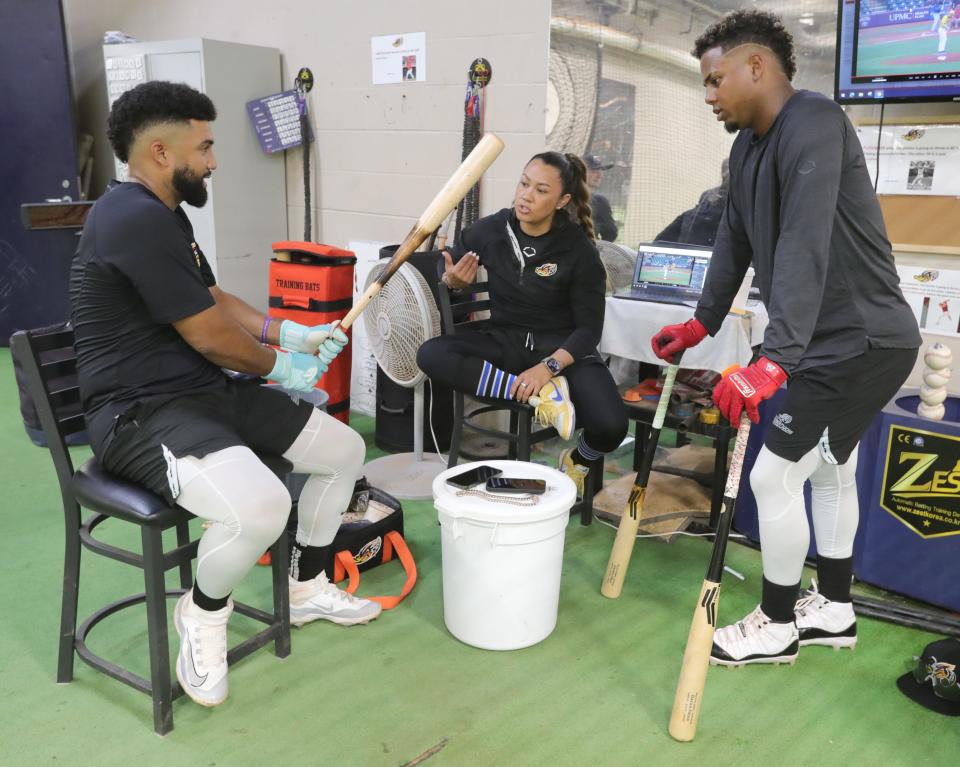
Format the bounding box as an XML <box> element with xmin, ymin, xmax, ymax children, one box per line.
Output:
<box><xmin>71</xmin><ymin>81</ymin><xmax>379</xmax><ymax>708</ymax></box>
<box><xmin>583</xmin><ymin>154</ymin><xmax>619</xmax><ymax>242</ymax></box>
<box><xmin>654</xmin><ymin>160</ymin><xmax>728</xmax><ymax>247</ymax></box>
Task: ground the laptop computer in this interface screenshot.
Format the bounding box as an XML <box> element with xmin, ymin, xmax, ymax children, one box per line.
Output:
<box><xmin>614</xmin><ymin>242</ymin><xmax>712</xmax><ymax>306</ymax></box>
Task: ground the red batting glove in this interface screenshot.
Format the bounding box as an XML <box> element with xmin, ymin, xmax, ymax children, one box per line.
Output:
<box><xmin>712</xmin><ymin>356</ymin><xmax>787</xmax><ymax>424</ymax></box>
<box><xmin>650</xmin><ymin>318</ymin><xmax>708</xmax><ymax>362</ymax></box>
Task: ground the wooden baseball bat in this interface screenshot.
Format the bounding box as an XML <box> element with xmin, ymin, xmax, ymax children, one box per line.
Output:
<box><xmin>601</xmin><ymin>358</ymin><xmax>682</xmax><ymax>598</ymax></box>
<box><xmin>668</xmin><ymin>411</ymin><xmax>752</xmax><ymax>742</ymax></box>
<box><xmin>338</xmin><ymin>133</ymin><xmax>504</xmax><ymax>330</ymax></box>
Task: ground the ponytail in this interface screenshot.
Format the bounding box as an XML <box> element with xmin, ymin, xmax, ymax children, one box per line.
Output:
<box><xmin>527</xmin><ymin>151</ymin><xmax>597</xmax><ymax>240</ymax></box>
<box><xmin>564</xmin><ymin>153</ymin><xmax>596</xmax><ymax>241</ymax></box>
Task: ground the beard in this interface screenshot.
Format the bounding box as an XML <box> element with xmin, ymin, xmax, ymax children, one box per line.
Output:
<box><xmin>173</xmin><ymin>166</ymin><xmax>209</xmax><ymax>207</ymax></box>
<box><xmin>724</xmin><ymin>121</ymin><xmax>739</xmax><ymax>134</ymax></box>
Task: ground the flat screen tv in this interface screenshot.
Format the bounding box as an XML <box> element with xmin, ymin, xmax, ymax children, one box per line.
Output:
<box><xmin>835</xmin><ymin>0</ymin><xmax>960</xmax><ymax>104</ymax></box>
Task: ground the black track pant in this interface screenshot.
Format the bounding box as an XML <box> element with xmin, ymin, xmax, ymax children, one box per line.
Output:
<box><xmin>417</xmin><ymin>329</ymin><xmax>628</xmax><ymax>453</ymax></box>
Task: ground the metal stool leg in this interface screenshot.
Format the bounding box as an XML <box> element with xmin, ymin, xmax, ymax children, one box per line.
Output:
<box><xmin>175</xmin><ymin>518</ymin><xmax>193</xmax><ymax>589</ymax></box>
<box><xmin>448</xmin><ymin>392</ymin><xmax>464</xmax><ymax>468</ymax></box>
<box><xmin>141</xmin><ymin>526</ymin><xmax>174</xmax><ymax>736</ymax></box>
<box><xmin>57</xmin><ymin>502</ymin><xmax>82</xmax><ymax>683</ymax></box>
<box><xmin>517</xmin><ymin>412</ymin><xmax>532</xmax><ymax>461</ymax></box>
<box><xmin>269</xmin><ymin>533</ymin><xmax>291</xmax><ymax>658</ymax></box>
<box><xmin>579</xmin><ymin>456</ymin><xmax>603</xmax><ymax>526</ymax></box>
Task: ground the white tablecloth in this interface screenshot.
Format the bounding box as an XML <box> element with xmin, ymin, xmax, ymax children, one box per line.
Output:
<box><xmin>600</xmin><ymin>296</ymin><xmax>768</xmax><ymax>372</ymax></box>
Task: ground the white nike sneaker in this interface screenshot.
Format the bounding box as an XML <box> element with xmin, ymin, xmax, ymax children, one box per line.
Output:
<box><xmin>532</xmin><ymin>376</ymin><xmax>576</xmax><ymax>441</ymax></box>
<box><xmin>711</xmin><ymin>605</ymin><xmax>799</xmax><ymax>667</ymax></box>
<box><xmin>794</xmin><ymin>582</ymin><xmax>857</xmax><ymax>650</ymax></box>
<box><xmin>174</xmin><ymin>591</ymin><xmax>232</xmax><ymax>707</ymax></box>
<box><xmin>289</xmin><ymin>573</ymin><xmax>382</xmax><ymax>627</ymax></box>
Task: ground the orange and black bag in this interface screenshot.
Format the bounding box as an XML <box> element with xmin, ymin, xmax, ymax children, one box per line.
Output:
<box><xmin>268</xmin><ymin>241</ymin><xmax>356</xmax><ymax>423</ymax></box>
<box><xmin>288</xmin><ymin>479</ymin><xmax>417</xmax><ymax>610</ymax></box>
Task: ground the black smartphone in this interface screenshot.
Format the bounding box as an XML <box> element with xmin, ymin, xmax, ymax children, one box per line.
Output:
<box><xmin>445</xmin><ymin>465</ymin><xmax>503</xmax><ymax>489</ymax></box>
<box><xmin>485</xmin><ymin>477</ymin><xmax>547</xmax><ymax>495</ymax></box>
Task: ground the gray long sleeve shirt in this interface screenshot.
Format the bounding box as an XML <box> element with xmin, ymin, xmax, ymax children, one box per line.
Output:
<box><xmin>694</xmin><ymin>90</ymin><xmax>920</xmax><ymax>374</ymax></box>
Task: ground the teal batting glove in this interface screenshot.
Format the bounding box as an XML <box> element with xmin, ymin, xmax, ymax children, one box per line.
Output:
<box><xmin>316</xmin><ymin>336</ymin><xmax>348</xmax><ymax>366</ymax></box>
<box><xmin>279</xmin><ymin>320</ymin><xmax>349</xmax><ymax>355</ymax></box>
<box><xmin>268</xmin><ymin>350</ymin><xmax>328</xmax><ymax>392</ymax></box>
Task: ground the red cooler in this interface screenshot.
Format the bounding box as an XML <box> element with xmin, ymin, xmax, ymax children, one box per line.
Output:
<box><xmin>269</xmin><ymin>241</ymin><xmax>357</xmax><ymax>423</ymax></box>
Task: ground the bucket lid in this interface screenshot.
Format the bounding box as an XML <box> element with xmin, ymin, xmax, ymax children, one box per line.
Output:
<box><xmin>433</xmin><ymin>460</ymin><xmax>577</xmax><ymax>524</ymax></box>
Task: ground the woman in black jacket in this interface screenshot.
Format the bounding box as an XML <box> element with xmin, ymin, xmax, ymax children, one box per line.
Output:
<box><xmin>417</xmin><ymin>151</ymin><xmax>627</xmax><ymax>495</ymax></box>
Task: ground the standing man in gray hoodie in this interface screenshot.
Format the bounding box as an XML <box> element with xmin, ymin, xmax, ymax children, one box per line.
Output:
<box><xmin>651</xmin><ymin>11</ymin><xmax>920</xmax><ymax>667</ymax></box>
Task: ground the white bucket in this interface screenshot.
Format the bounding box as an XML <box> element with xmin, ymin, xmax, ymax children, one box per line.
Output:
<box><xmin>433</xmin><ymin>460</ymin><xmax>577</xmax><ymax>650</ymax></box>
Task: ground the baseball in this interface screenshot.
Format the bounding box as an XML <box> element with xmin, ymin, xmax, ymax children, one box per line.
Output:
<box><xmin>924</xmin><ymin>368</ymin><xmax>952</xmax><ymax>388</ymax></box>
<box><xmin>923</xmin><ymin>343</ymin><xmax>953</xmax><ymax>370</ymax></box>
<box><xmin>920</xmin><ymin>384</ymin><xmax>948</xmax><ymax>406</ymax></box>
<box><xmin>917</xmin><ymin>401</ymin><xmax>946</xmax><ymax>421</ymax></box>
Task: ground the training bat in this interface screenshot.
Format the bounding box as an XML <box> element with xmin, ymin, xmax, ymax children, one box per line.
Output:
<box><xmin>668</xmin><ymin>411</ymin><xmax>752</xmax><ymax>742</ymax></box>
<box><xmin>601</xmin><ymin>358</ymin><xmax>682</xmax><ymax>598</ymax></box>
<box><xmin>338</xmin><ymin>133</ymin><xmax>504</xmax><ymax>330</ymax></box>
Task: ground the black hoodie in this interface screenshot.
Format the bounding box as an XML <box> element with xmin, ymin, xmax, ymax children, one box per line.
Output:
<box><xmin>448</xmin><ymin>208</ymin><xmax>606</xmax><ymax>360</ymax></box>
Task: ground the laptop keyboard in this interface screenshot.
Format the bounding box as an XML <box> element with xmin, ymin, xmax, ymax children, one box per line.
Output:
<box><xmin>621</xmin><ymin>285</ymin><xmax>701</xmax><ymax>303</ymax></box>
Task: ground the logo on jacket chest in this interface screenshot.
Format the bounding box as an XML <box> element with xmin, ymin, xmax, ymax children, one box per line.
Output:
<box><xmin>191</xmin><ymin>241</ymin><xmax>202</xmax><ymax>269</ymax></box>
<box><xmin>534</xmin><ymin>263</ymin><xmax>558</xmax><ymax>277</ymax></box>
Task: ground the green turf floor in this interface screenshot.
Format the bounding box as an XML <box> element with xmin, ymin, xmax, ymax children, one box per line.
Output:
<box><xmin>0</xmin><ymin>348</ymin><xmax>955</xmax><ymax>765</ymax></box>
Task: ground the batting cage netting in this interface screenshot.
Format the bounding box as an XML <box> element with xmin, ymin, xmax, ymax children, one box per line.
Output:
<box><xmin>547</xmin><ymin>0</ymin><xmax>839</xmax><ymax>248</ymax></box>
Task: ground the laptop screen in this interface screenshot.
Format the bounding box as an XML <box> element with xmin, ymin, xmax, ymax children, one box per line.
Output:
<box><xmin>633</xmin><ymin>244</ymin><xmax>712</xmax><ymax>291</ymax></box>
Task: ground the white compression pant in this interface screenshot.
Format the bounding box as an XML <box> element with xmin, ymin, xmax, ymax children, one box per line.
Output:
<box><xmin>173</xmin><ymin>409</ymin><xmax>366</xmax><ymax>598</ymax></box>
<box><xmin>749</xmin><ymin>442</ymin><xmax>860</xmax><ymax>587</ymax></box>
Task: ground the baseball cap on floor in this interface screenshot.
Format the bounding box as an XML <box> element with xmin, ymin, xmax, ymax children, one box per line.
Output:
<box><xmin>583</xmin><ymin>154</ymin><xmax>613</xmax><ymax>170</ymax></box>
<box><xmin>896</xmin><ymin>637</ymin><xmax>960</xmax><ymax>716</ymax></box>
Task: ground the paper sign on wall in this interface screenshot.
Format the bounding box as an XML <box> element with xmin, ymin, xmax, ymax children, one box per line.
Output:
<box><xmin>857</xmin><ymin>124</ymin><xmax>960</xmax><ymax>196</ymax></box>
<box><xmin>897</xmin><ymin>264</ymin><xmax>960</xmax><ymax>336</ymax></box>
<box><xmin>371</xmin><ymin>32</ymin><xmax>426</xmax><ymax>84</ymax></box>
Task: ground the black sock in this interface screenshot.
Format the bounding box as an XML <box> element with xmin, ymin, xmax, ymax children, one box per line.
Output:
<box><xmin>570</xmin><ymin>448</ymin><xmax>589</xmax><ymax>466</ymax></box>
<box><xmin>192</xmin><ymin>584</ymin><xmax>230</xmax><ymax>612</ymax></box>
<box><xmin>761</xmin><ymin>577</ymin><xmax>800</xmax><ymax>623</ymax></box>
<box><xmin>816</xmin><ymin>556</ymin><xmax>854</xmax><ymax>603</ymax></box>
<box><xmin>290</xmin><ymin>542</ymin><xmax>332</xmax><ymax>582</ymax></box>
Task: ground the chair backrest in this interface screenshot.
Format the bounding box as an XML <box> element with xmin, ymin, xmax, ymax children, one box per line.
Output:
<box><xmin>436</xmin><ymin>280</ymin><xmax>493</xmax><ymax>336</ymax></box>
<box><xmin>10</xmin><ymin>325</ymin><xmax>85</xmax><ymax>499</ymax></box>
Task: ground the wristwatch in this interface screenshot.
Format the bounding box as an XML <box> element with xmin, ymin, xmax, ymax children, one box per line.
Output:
<box><xmin>541</xmin><ymin>356</ymin><xmax>562</xmax><ymax>376</ymax></box>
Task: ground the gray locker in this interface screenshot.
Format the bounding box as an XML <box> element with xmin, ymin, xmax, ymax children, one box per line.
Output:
<box><xmin>103</xmin><ymin>38</ymin><xmax>287</xmax><ymax>309</ymax></box>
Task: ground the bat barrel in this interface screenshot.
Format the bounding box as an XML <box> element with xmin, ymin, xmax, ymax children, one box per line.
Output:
<box><xmin>600</xmin><ymin>358</ymin><xmax>682</xmax><ymax>598</ymax></box>
<box><xmin>339</xmin><ymin>133</ymin><xmax>504</xmax><ymax>330</ymax></box>
<box><xmin>667</xmin><ymin>412</ymin><xmax>753</xmax><ymax>742</ymax></box>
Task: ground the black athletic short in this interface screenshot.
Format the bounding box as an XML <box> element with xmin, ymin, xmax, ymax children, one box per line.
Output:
<box><xmin>764</xmin><ymin>347</ymin><xmax>917</xmax><ymax>464</ymax></box>
<box><xmin>100</xmin><ymin>378</ymin><xmax>313</xmax><ymax>504</ymax></box>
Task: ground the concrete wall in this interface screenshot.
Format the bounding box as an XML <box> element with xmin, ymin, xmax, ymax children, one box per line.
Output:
<box><xmin>62</xmin><ymin>0</ymin><xmax>551</xmax><ymax>248</ymax></box>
